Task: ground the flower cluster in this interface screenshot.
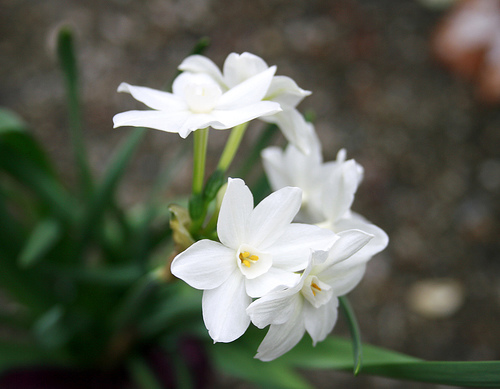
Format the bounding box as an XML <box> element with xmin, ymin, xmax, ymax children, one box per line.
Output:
<box><xmin>115</xmin><ymin>51</ymin><xmax>388</xmax><ymax>361</ymax></box>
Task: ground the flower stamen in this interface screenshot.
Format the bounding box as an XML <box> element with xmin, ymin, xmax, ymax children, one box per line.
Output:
<box><xmin>311</xmin><ymin>282</ymin><xmax>322</xmax><ymax>296</ymax></box>
<box><xmin>239</xmin><ymin>251</ymin><xmax>259</xmax><ymax>268</ymax></box>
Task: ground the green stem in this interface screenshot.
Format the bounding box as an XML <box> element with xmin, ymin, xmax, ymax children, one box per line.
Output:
<box><xmin>217</xmin><ymin>122</ymin><xmax>249</xmax><ymax>172</ymax></box>
<box><xmin>192</xmin><ymin>128</ymin><xmax>209</xmax><ymax>195</ymax></box>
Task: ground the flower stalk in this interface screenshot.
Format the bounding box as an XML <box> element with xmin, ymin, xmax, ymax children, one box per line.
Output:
<box><xmin>217</xmin><ymin>122</ymin><xmax>249</xmax><ymax>172</ymax></box>
<box><xmin>192</xmin><ymin>127</ymin><xmax>209</xmax><ymax>195</ymax></box>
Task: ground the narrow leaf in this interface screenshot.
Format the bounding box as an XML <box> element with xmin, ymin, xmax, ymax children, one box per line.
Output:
<box><xmin>363</xmin><ymin>360</ymin><xmax>500</xmax><ymax>387</ymax></box>
<box><xmin>77</xmin><ymin>128</ymin><xmax>145</xmax><ymax>253</ymax></box>
<box><xmin>0</xmin><ymin>107</ymin><xmax>27</xmax><ymax>132</ymax></box>
<box><xmin>0</xmin><ymin>145</ymin><xmax>76</xmax><ymax>222</ymax></box>
<box><xmin>57</xmin><ymin>26</ymin><xmax>93</xmax><ymax>197</ymax></box>
<box><xmin>338</xmin><ymin>296</ymin><xmax>363</xmax><ymax>375</ymax></box>
<box><xmin>18</xmin><ymin>219</ymin><xmax>61</xmax><ymax>268</ymax></box>
<box><xmin>127</xmin><ymin>355</ymin><xmax>164</xmax><ymax>389</ymax></box>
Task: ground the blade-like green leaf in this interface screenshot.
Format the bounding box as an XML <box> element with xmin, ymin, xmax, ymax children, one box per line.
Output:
<box><xmin>362</xmin><ymin>360</ymin><xmax>500</xmax><ymax>387</ymax></box>
<box><xmin>18</xmin><ymin>219</ymin><xmax>61</xmax><ymax>268</ymax></box>
<box><xmin>0</xmin><ymin>108</ymin><xmax>27</xmax><ymax>133</ymax></box>
<box><xmin>210</xmin><ymin>336</ymin><xmax>313</xmax><ymax>389</ymax></box>
<box><xmin>0</xmin><ymin>184</ymin><xmax>25</xmax><ymax>257</ymax></box>
<box><xmin>76</xmin><ymin>128</ymin><xmax>145</xmax><ymax>253</ymax></box>
<box><xmin>0</xmin><ymin>341</ymin><xmax>56</xmax><ymax>375</ymax></box>
<box><xmin>0</xmin><ymin>145</ymin><xmax>76</xmax><ymax>222</ymax></box>
<box><xmin>283</xmin><ymin>335</ymin><xmax>500</xmax><ymax>387</ymax></box>
<box><xmin>0</xmin><ymin>126</ymin><xmax>57</xmax><ymax>178</ymax></box>
<box><xmin>110</xmin><ymin>274</ymin><xmax>159</xmax><ymax>332</ymax></box>
<box><xmin>44</xmin><ymin>264</ymin><xmax>142</xmax><ymax>287</ymax></box>
<box><xmin>33</xmin><ymin>305</ymin><xmax>70</xmax><ymax>350</ymax></box>
<box><xmin>130</xmin><ymin>142</ymin><xmax>189</xmax><ymax>264</ymax></box>
<box><xmin>127</xmin><ymin>355</ymin><xmax>164</xmax><ymax>389</ymax></box>
<box><xmin>57</xmin><ymin>26</ymin><xmax>93</xmax><ymax>197</ymax></box>
<box><xmin>0</xmin><ymin>250</ymin><xmax>53</xmax><ymax>316</ymax></box>
<box><xmin>338</xmin><ymin>296</ymin><xmax>363</xmax><ymax>375</ymax></box>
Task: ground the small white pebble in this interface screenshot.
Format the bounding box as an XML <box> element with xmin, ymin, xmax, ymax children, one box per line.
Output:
<box><xmin>407</xmin><ymin>279</ymin><xmax>464</xmax><ymax>319</ymax></box>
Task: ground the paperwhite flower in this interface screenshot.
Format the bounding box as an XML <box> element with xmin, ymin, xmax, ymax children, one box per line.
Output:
<box><xmin>113</xmin><ymin>67</ymin><xmax>281</xmax><ymax>138</ymax></box>
<box><xmin>262</xmin><ymin>129</ymin><xmax>388</xmax><ymax>265</ymax></box>
<box><xmin>179</xmin><ymin>52</ymin><xmax>314</xmax><ymax>153</ymax></box>
<box><xmin>247</xmin><ymin>230</ymin><xmax>373</xmax><ymax>361</ymax></box>
<box><xmin>170</xmin><ymin>178</ymin><xmax>335</xmax><ymax>343</ymax></box>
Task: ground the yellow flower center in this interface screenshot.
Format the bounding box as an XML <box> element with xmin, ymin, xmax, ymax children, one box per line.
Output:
<box><xmin>239</xmin><ymin>251</ymin><xmax>259</xmax><ymax>268</ymax></box>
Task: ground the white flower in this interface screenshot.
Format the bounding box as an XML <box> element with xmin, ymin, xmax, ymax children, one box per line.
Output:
<box><xmin>170</xmin><ymin>178</ymin><xmax>335</xmax><ymax>343</ymax></box>
<box><xmin>247</xmin><ymin>230</ymin><xmax>373</xmax><ymax>361</ymax></box>
<box><xmin>179</xmin><ymin>52</ymin><xmax>314</xmax><ymax>153</ymax></box>
<box><xmin>113</xmin><ymin>67</ymin><xmax>281</xmax><ymax>138</ymax></box>
<box><xmin>262</xmin><ymin>128</ymin><xmax>388</xmax><ymax>265</ymax></box>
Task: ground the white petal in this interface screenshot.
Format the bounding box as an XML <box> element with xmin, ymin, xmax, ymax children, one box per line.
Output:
<box><xmin>322</xmin><ymin>159</ymin><xmax>361</xmax><ymax>223</ymax></box>
<box><xmin>175</xmin><ymin>113</ymin><xmax>226</xmax><ymax>137</ymax></box>
<box><xmin>245</xmin><ymin>267</ymin><xmax>301</xmax><ymax>298</ymax></box>
<box><xmin>178</xmin><ymin>55</ymin><xmax>226</xmax><ymax>88</ymax></box>
<box><xmin>217</xmin><ymin>66</ymin><xmax>277</xmax><ymax>109</ymax></box>
<box><xmin>269</xmin><ymin>224</ymin><xmax>336</xmax><ymax>271</ymax></box>
<box><xmin>209</xmin><ymin>101</ymin><xmax>281</xmax><ymax>129</ymax></box>
<box><xmin>170</xmin><ymin>240</ymin><xmax>236</xmax><ymax>290</ymax></box>
<box><xmin>217</xmin><ymin>178</ymin><xmax>254</xmax><ymax>249</ymax></box>
<box><xmin>265</xmin><ymin>75</ymin><xmax>311</xmax><ymax>109</ymax></box>
<box><xmin>303</xmin><ymin>297</ymin><xmax>338</xmax><ymax>345</ymax></box>
<box><xmin>117</xmin><ymin>83</ymin><xmax>186</xmax><ymax>111</ymax></box>
<box><xmin>113</xmin><ymin>110</ymin><xmax>191</xmax><ymax>135</ymax></box>
<box><xmin>246</xmin><ymin>186</ymin><xmax>302</xmax><ymax>249</ymax></box>
<box><xmin>202</xmin><ymin>270</ymin><xmax>251</xmax><ymax>343</ymax></box>
<box><xmin>334</xmin><ymin>214</ymin><xmax>389</xmax><ymax>265</ymax></box>
<box><xmin>261</xmin><ymin>147</ymin><xmax>291</xmax><ymax>190</ymax></box>
<box><xmin>247</xmin><ymin>284</ymin><xmax>302</xmax><ymax>328</ymax></box>
<box><xmin>172</xmin><ymin>72</ymin><xmax>221</xmax><ymax>100</ymax></box>
<box><xmin>255</xmin><ymin>300</ymin><xmax>305</xmax><ymax>361</ymax></box>
<box><xmin>222</xmin><ymin>52</ymin><xmax>269</xmax><ymax>87</ymax></box>
<box><xmin>261</xmin><ymin>109</ymin><xmax>315</xmax><ymax>155</ymax></box>
<box><xmin>325</xmin><ymin>262</ymin><xmax>367</xmax><ymax>296</ymax></box>
<box><xmin>325</xmin><ymin>229</ymin><xmax>373</xmax><ymax>266</ymax></box>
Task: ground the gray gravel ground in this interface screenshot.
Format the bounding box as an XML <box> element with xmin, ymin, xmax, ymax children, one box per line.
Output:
<box><xmin>1</xmin><ymin>0</ymin><xmax>499</xmax><ymax>388</ymax></box>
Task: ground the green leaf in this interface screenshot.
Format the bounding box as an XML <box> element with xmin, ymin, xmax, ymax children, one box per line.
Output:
<box><xmin>210</xmin><ymin>339</ymin><xmax>313</xmax><ymax>389</ymax></box>
<box><xmin>0</xmin><ymin>184</ymin><xmax>26</xmax><ymax>257</ymax></box>
<box><xmin>0</xmin><ymin>108</ymin><xmax>27</xmax><ymax>132</ymax></box>
<box><xmin>0</xmin><ymin>145</ymin><xmax>76</xmax><ymax>222</ymax></box>
<box><xmin>110</xmin><ymin>274</ymin><xmax>159</xmax><ymax>332</ymax></box>
<box><xmin>338</xmin><ymin>296</ymin><xmax>363</xmax><ymax>375</ymax></box>
<box><xmin>362</xmin><ymin>361</ymin><xmax>500</xmax><ymax>387</ymax></box>
<box><xmin>33</xmin><ymin>305</ymin><xmax>70</xmax><ymax>350</ymax></box>
<box><xmin>57</xmin><ymin>26</ymin><xmax>93</xmax><ymax>197</ymax></box>
<box><xmin>0</xmin><ymin>123</ymin><xmax>57</xmax><ymax>178</ymax></box>
<box><xmin>281</xmin><ymin>336</ymin><xmax>420</xmax><ymax>370</ymax></box>
<box><xmin>203</xmin><ymin>169</ymin><xmax>225</xmax><ymax>202</ymax></box>
<box><xmin>76</xmin><ymin>128</ymin><xmax>145</xmax><ymax>253</ymax></box>
<box><xmin>130</xmin><ymin>143</ymin><xmax>189</xmax><ymax>263</ymax></box>
<box><xmin>127</xmin><ymin>355</ymin><xmax>164</xmax><ymax>389</ymax></box>
<box><xmin>18</xmin><ymin>218</ymin><xmax>61</xmax><ymax>268</ymax></box>
<box><xmin>0</xmin><ymin>341</ymin><xmax>56</xmax><ymax>374</ymax></box>
<box><xmin>282</xmin><ymin>336</ymin><xmax>500</xmax><ymax>387</ymax></box>
<box><xmin>0</xmin><ymin>249</ymin><xmax>53</xmax><ymax>315</ymax></box>
<box><xmin>46</xmin><ymin>264</ymin><xmax>142</xmax><ymax>286</ymax></box>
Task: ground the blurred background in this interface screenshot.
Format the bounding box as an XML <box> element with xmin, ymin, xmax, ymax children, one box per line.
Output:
<box><xmin>1</xmin><ymin>0</ymin><xmax>500</xmax><ymax>387</ymax></box>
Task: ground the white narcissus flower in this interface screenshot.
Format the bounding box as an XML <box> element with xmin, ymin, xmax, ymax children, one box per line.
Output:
<box><xmin>113</xmin><ymin>67</ymin><xmax>281</xmax><ymax>138</ymax></box>
<box><xmin>262</xmin><ymin>127</ymin><xmax>388</xmax><ymax>266</ymax></box>
<box><xmin>170</xmin><ymin>178</ymin><xmax>335</xmax><ymax>343</ymax></box>
<box><xmin>179</xmin><ymin>52</ymin><xmax>315</xmax><ymax>153</ymax></box>
<box><xmin>247</xmin><ymin>230</ymin><xmax>373</xmax><ymax>361</ymax></box>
